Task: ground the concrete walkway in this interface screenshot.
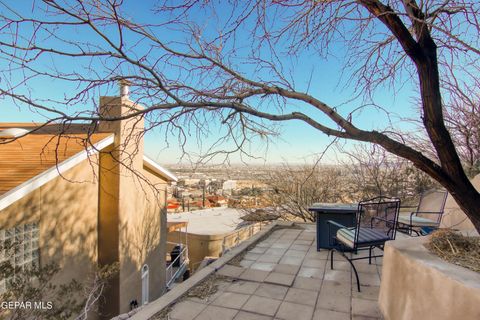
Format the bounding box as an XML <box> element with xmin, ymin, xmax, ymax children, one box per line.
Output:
<box><xmin>165</xmin><ymin>225</ymin><xmax>383</xmax><ymax>320</ymax></box>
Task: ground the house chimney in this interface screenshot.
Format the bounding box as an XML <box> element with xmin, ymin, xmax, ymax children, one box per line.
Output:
<box><xmin>119</xmin><ymin>79</ymin><xmax>131</xmax><ymax>99</ymax></box>
<box><xmin>98</xmin><ymin>78</ymin><xmax>145</xmax><ymax>317</ymax></box>
<box><xmin>98</xmin><ymin>79</ymin><xmax>145</xmax><ymax>168</ymax></box>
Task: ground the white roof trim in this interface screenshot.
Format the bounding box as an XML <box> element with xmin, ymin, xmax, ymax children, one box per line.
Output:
<box><xmin>0</xmin><ymin>134</ymin><xmax>115</xmax><ymax>211</ymax></box>
<box><xmin>143</xmin><ymin>156</ymin><xmax>178</xmax><ymax>182</ymax></box>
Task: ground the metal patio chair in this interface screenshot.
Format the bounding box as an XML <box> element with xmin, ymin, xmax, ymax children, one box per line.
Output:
<box><xmin>396</xmin><ymin>189</ymin><xmax>448</xmax><ymax>236</ymax></box>
<box><xmin>327</xmin><ymin>196</ymin><xmax>401</xmax><ymax>292</ymax></box>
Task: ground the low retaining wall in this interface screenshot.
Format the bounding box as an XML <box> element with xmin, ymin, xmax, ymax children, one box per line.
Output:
<box><xmin>379</xmin><ymin>237</ymin><xmax>480</xmax><ymax>320</ymax></box>
<box><xmin>167</xmin><ymin>222</ymin><xmax>264</xmax><ymax>271</ymax></box>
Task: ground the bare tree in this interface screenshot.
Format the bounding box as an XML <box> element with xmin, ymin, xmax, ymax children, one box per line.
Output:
<box><xmin>443</xmin><ymin>86</ymin><xmax>480</xmax><ymax>178</ymax></box>
<box><xmin>263</xmin><ymin>164</ymin><xmax>347</xmax><ymax>222</ymax></box>
<box><xmin>251</xmin><ymin>152</ymin><xmax>434</xmax><ymax>223</ymax></box>
<box><xmin>409</xmin><ymin>79</ymin><xmax>480</xmax><ymax>177</ymax></box>
<box><xmin>1</xmin><ymin>1</ymin><xmax>480</xmax><ymax>231</ymax></box>
<box><xmin>343</xmin><ymin>144</ymin><xmax>437</xmax><ymax>201</ymax></box>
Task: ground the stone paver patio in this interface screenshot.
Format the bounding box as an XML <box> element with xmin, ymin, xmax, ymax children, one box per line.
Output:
<box><xmin>166</xmin><ymin>225</ymin><xmax>384</xmax><ymax>320</ymax></box>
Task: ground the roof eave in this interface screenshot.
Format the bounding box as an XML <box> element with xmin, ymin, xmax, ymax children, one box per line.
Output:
<box><xmin>143</xmin><ymin>156</ymin><xmax>178</xmax><ymax>182</ymax></box>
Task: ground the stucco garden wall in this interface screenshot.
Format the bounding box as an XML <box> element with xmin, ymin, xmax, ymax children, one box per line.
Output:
<box><xmin>379</xmin><ymin>237</ymin><xmax>480</xmax><ymax>320</ymax></box>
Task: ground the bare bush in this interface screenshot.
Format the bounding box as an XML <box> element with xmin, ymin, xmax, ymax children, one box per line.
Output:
<box><xmin>0</xmin><ymin>240</ymin><xmax>118</xmax><ymax>320</ymax></box>
<box><xmin>263</xmin><ymin>164</ymin><xmax>347</xmax><ymax>222</ymax></box>
<box><xmin>343</xmin><ymin>144</ymin><xmax>437</xmax><ymax>201</ymax></box>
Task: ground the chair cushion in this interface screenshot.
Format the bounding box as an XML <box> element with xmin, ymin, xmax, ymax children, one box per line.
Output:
<box><xmin>336</xmin><ymin>227</ymin><xmax>391</xmax><ymax>249</ymax></box>
<box><xmin>398</xmin><ymin>215</ymin><xmax>438</xmax><ymax>227</ymax></box>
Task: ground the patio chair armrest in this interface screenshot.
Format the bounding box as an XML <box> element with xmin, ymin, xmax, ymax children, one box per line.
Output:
<box><xmin>400</xmin><ymin>205</ymin><xmax>418</xmax><ymax>209</ymax></box>
<box><xmin>406</xmin><ymin>211</ymin><xmax>417</xmax><ymax>224</ymax></box>
<box><xmin>414</xmin><ymin>211</ymin><xmax>443</xmax><ymax>215</ymax></box>
<box><xmin>401</xmin><ymin>211</ymin><xmax>442</xmax><ymax>226</ymax></box>
<box><xmin>326</xmin><ymin>220</ymin><xmax>348</xmax><ymax>229</ymax></box>
<box><xmin>326</xmin><ymin>220</ymin><xmax>349</xmax><ymax>247</ymax></box>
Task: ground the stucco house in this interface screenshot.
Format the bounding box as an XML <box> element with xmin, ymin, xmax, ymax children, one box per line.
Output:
<box><xmin>0</xmin><ymin>85</ymin><xmax>177</xmax><ymax>319</ymax></box>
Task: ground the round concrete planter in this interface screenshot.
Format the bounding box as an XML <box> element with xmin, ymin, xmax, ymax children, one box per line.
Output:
<box><xmin>379</xmin><ymin>236</ymin><xmax>480</xmax><ymax>320</ymax></box>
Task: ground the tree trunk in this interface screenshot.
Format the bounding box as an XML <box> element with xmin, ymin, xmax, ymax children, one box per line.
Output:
<box><xmin>414</xmin><ymin>39</ymin><xmax>480</xmax><ymax>233</ymax></box>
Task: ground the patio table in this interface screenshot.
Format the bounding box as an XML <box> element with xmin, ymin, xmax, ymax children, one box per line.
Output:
<box><xmin>309</xmin><ymin>203</ymin><xmax>357</xmax><ymax>250</ymax></box>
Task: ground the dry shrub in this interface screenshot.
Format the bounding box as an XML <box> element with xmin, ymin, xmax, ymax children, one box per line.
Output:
<box><xmin>426</xmin><ymin>229</ymin><xmax>480</xmax><ymax>273</ymax></box>
<box><xmin>185</xmin><ymin>274</ymin><xmax>227</xmax><ymax>300</ymax></box>
<box><xmin>241</xmin><ymin>209</ymin><xmax>280</xmax><ymax>222</ymax></box>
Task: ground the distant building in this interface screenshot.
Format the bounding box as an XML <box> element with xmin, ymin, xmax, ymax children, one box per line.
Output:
<box><xmin>223</xmin><ymin>180</ymin><xmax>237</xmax><ymax>192</ymax></box>
<box><xmin>182</xmin><ymin>178</ymin><xmax>201</xmax><ymax>186</ymax></box>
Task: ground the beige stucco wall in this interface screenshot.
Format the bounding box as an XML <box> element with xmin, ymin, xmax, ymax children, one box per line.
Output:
<box><xmin>117</xmin><ymin>166</ymin><xmax>167</xmax><ymax>315</ymax></box>
<box><xmin>440</xmin><ymin>174</ymin><xmax>480</xmax><ymax>235</ymax></box>
<box><xmin>0</xmin><ymin>157</ymin><xmax>100</xmax><ymax>315</ymax></box>
<box><xmin>379</xmin><ymin>237</ymin><xmax>480</xmax><ymax>320</ymax></box>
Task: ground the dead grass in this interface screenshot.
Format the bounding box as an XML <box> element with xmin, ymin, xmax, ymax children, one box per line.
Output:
<box><xmin>425</xmin><ymin>229</ymin><xmax>480</xmax><ymax>273</ymax></box>
<box><xmin>184</xmin><ymin>274</ymin><xmax>229</xmax><ymax>300</ymax></box>
<box><xmin>151</xmin><ymin>306</ymin><xmax>172</xmax><ymax>320</ymax></box>
<box><xmin>241</xmin><ymin>209</ymin><xmax>280</xmax><ymax>222</ymax></box>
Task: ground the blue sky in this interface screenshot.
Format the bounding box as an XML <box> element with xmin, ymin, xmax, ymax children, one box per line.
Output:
<box><xmin>0</xmin><ymin>1</ymin><xmax>420</xmax><ymax>166</ymax></box>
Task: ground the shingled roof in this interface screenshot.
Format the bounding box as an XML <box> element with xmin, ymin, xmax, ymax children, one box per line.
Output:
<box><xmin>0</xmin><ymin>129</ymin><xmax>111</xmax><ymax>196</ymax></box>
